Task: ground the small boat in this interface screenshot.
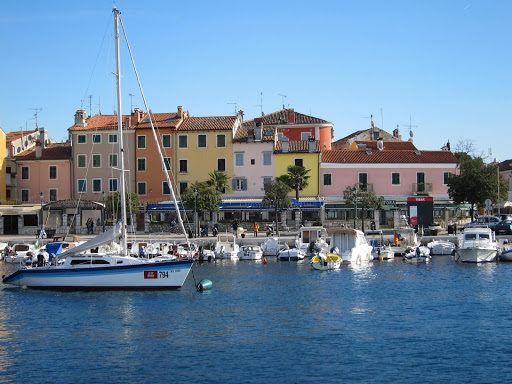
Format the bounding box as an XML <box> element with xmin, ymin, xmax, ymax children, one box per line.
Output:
<box><xmin>238</xmin><ymin>245</ymin><xmax>263</xmax><ymax>260</ymax></box>
<box><xmin>403</xmin><ymin>246</ymin><xmax>431</xmax><ymax>263</ymax></box>
<box><xmin>261</xmin><ymin>237</ymin><xmax>282</xmax><ymax>256</ymax></box>
<box><xmin>4</xmin><ymin>243</ymin><xmax>42</xmax><ymax>264</ymax></box>
<box><xmin>311</xmin><ymin>253</ymin><xmax>341</xmax><ymax>270</ymax></box>
<box><xmin>454</xmin><ymin>227</ymin><xmax>498</xmax><ymax>263</ymax></box>
<box><xmin>328</xmin><ymin>228</ymin><xmax>373</xmax><ymax>264</ymax></box>
<box><xmin>426</xmin><ymin>239</ymin><xmax>456</xmax><ymax>255</ymax></box>
<box><xmin>295</xmin><ymin>226</ymin><xmax>330</xmax><ymax>256</ymax></box>
<box><xmin>278</xmin><ymin>248</ymin><xmax>305</xmax><ymax>261</ymax></box>
<box><xmin>214</xmin><ymin>234</ymin><xmax>239</xmax><ymax>259</ymax></box>
<box><xmin>365</xmin><ymin>230</ymin><xmax>395</xmax><ymax>260</ymax></box>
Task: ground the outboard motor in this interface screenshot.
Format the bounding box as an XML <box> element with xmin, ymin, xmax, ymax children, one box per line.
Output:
<box><xmin>48</xmin><ymin>253</ymin><xmax>56</xmax><ymax>265</ymax></box>
<box><xmin>37</xmin><ymin>253</ymin><xmax>45</xmax><ymax>267</ymax></box>
<box><xmin>308</xmin><ymin>242</ymin><xmax>316</xmax><ymax>254</ymax></box>
<box><xmin>26</xmin><ymin>251</ymin><xmax>34</xmax><ymax>266</ymax></box>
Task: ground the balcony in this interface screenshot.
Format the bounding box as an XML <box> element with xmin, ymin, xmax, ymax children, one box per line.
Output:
<box><xmin>412</xmin><ymin>182</ymin><xmax>433</xmax><ymax>196</ymax></box>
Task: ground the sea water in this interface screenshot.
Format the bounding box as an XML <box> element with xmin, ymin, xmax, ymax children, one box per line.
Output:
<box><xmin>1</xmin><ymin>257</ymin><xmax>512</xmax><ymax>383</ymax></box>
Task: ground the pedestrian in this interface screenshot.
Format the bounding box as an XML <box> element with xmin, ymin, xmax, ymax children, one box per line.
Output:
<box><xmin>253</xmin><ymin>222</ymin><xmax>260</xmax><ymax>237</ymax></box>
<box><xmin>232</xmin><ymin>221</ymin><xmax>238</xmax><ymax>238</ymax></box>
<box><xmin>86</xmin><ymin>218</ymin><xmax>92</xmax><ymax>234</ymax></box>
<box><xmin>90</xmin><ymin>219</ymin><xmax>94</xmax><ymax>234</ymax></box>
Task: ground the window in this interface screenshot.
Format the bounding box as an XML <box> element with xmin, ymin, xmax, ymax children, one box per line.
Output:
<box><xmin>263</xmin><ymin>177</ymin><xmax>272</xmax><ymax>186</ymax></box>
<box><xmin>77</xmin><ymin>135</ymin><xmax>86</xmax><ymax>144</ymax></box>
<box><xmin>21</xmin><ymin>189</ymin><xmax>29</xmax><ymax>202</ymax></box>
<box><xmin>179</xmin><ymin>159</ymin><xmax>188</xmax><ymax>173</ymax></box>
<box><xmin>217</xmin><ymin>134</ymin><xmax>226</xmax><ymax>148</ymax></box>
<box><xmin>109</xmin><ymin>153</ymin><xmax>118</xmax><ymax>167</ymax></box>
<box><xmin>77</xmin><ymin>179</ymin><xmax>87</xmax><ymax>193</ymax></box>
<box><xmin>137</xmin><ymin>182</ymin><xmax>147</xmax><ymax>195</ymax></box>
<box><xmin>359</xmin><ymin>173</ymin><xmax>368</xmax><ymax>191</ymax></box>
<box><xmin>92</xmin><ymin>179</ymin><xmax>102</xmax><ymax>193</ymax></box>
<box><xmin>251</xmin><ymin>159</ymin><xmax>255</xmax><ymax>165</ymax></box>
<box><xmin>235</xmin><ymin>153</ymin><xmax>244</xmax><ymax>166</ymax></box>
<box><xmin>233</xmin><ymin>178</ymin><xmax>247</xmax><ymax>191</ymax></box>
<box><xmin>162</xmin><ymin>134</ymin><xmax>171</xmax><ymax>148</ymax></box>
<box><xmin>217</xmin><ymin>158</ymin><xmax>226</xmax><ymax>172</ymax></box>
<box><xmin>109</xmin><ymin>178</ymin><xmax>118</xmax><ymax>192</ymax></box>
<box><xmin>137</xmin><ymin>135</ymin><xmax>146</xmax><ymax>149</ymax></box>
<box><xmin>49</xmin><ymin>189</ymin><xmax>57</xmax><ymax>202</ymax></box>
<box><xmin>277</xmin><ymin>132</ymin><xmax>284</xmax><ymax>140</ymax></box>
<box><xmin>49</xmin><ymin>166</ymin><xmax>57</xmax><ymax>180</ymax></box>
<box><xmin>392</xmin><ymin>172</ymin><xmax>400</xmax><ymax>185</ymax></box>
<box><xmin>92</xmin><ymin>154</ymin><xmax>101</xmax><ymax>168</ymax></box>
<box><xmin>263</xmin><ymin>152</ymin><xmax>272</xmax><ymax>166</ymax></box>
<box><xmin>443</xmin><ymin>172</ymin><xmax>452</xmax><ymax>185</ymax></box>
<box><xmin>109</xmin><ymin>134</ymin><xmax>118</xmax><ymax>143</ymax></box>
<box><xmin>179</xmin><ymin>182</ymin><xmax>188</xmax><ymax>195</ymax></box>
<box><xmin>21</xmin><ymin>166</ymin><xmax>29</xmax><ymax>180</ymax></box>
<box><xmin>163</xmin><ymin>182</ymin><xmax>170</xmax><ymax>195</ymax></box>
<box><xmin>323</xmin><ymin>173</ymin><xmax>332</xmax><ymax>186</ymax></box>
<box><xmin>294</xmin><ymin>158</ymin><xmax>304</xmax><ymax>167</ymax></box>
<box><xmin>198</xmin><ymin>134</ymin><xmax>207</xmax><ymax>148</ymax></box>
<box><xmin>164</xmin><ymin>157</ymin><xmax>171</xmax><ymax>171</ymax></box>
<box><xmin>179</xmin><ymin>135</ymin><xmax>188</xmax><ymax>148</ymax></box>
<box><xmin>92</xmin><ymin>134</ymin><xmax>101</xmax><ymax>143</ymax></box>
<box><xmin>77</xmin><ymin>155</ymin><xmax>86</xmax><ymax>168</ymax></box>
<box><xmin>301</xmin><ymin>132</ymin><xmax>312</xmax><ymax>140</ymax></box>
<box><xmin>417</xmin><ymin>172</ymin><xmax>425</xmax><ymax>192</ymax></box>
<box><xmin>137</xmin><ymin>158</ymin><xmax>146</xmax><ymax>172</ymax></box>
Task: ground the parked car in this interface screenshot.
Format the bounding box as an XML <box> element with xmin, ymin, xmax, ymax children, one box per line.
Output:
<box><xmin>464</xmin><ymin>216</ymin><xmax>501</xmax><ymax>231</ymax></box>
<box><xmin>495</xmin><ymin>219</ymin><xmax>512</xmax><ymax>235</ymax></box>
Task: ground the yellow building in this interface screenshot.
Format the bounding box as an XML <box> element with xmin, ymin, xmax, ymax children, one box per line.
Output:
<box><xmin>174</xmin><ymin>113</ymin><xmax>242</xmax><ymax>194</ymax></box>
<box><xmin>0</xmin><ymin>127</ymin><xmax>6</xmax><ymax>204</ymax></box>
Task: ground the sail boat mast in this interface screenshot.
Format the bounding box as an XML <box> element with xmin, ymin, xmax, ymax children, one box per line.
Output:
<box><xmin>114</xmin><ymin>7</ymin><xmax>128</xmax><ymax>255</ymax></box>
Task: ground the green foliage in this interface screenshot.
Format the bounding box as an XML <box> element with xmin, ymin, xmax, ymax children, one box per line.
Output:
<box><xmin>181</xmin><ymin>181</ymin><xmax>222</xmax><ymax>212</ymax></box>
<box><xmin>105</xmin><ymin>191</ymin><xmax>140</xmax><ymax>219</ymax></box>
<box><xmin>262</xmin><ymin>179</ymin><xmax>292</xmax><ymax>234</ymax></box>
<box><xmin>344</xmin><ymin>186</ymin><xmax>384</xmax><ymax>231</ymax></box>
<box><xmin>208</xmin><ymin>170</ymin><xmax>230</xmax><ymax>193</ymax></box>
<box><xmin>277</xmin><ymin>165</ymin><xmax>311</xmax><ymax>200</ymax></box>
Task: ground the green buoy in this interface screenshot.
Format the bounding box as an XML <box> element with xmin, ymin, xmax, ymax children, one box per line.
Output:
<box><xmin>196</xmin><ymin>279</ymin><xmax>213</xmax><ymax>291</ymax></box>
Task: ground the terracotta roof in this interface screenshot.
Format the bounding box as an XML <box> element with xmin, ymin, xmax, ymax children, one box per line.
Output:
<box><xmin>275</xmin><ymin>140</ymin><xmax>321</xmax><ymax>153</ymax></box>
<box><xmin>243</xmin><ymin>108</ymin><xmax>331</xmax><ymax>126</ymax></box>
<box><xmin>68</xmin><ymin>115</ymin><xmax>131</xmax><ymax>131</ymax></box>
<box><xmin>177</xmin><ymin>116</ymin><xmax>236</xmax><ymax>131</ymax></box>
<box><xmin>13</xmin><ymin>143</ymin><xmax>72</xmax><ymax>161</ymax></box>
<box><xmin>321</xmin><ymin>150</ymin><xmax>459</xmax><ymax>164</ymax></box>
<box><xmin>499</xmin><ymin>160</ymin><xmax>512</xmax><ymax>172</ymax></box>
<box><xmin>352</xmin><ymin>141</ymin><xmax>418</xmax><ymax>151</ymax></box>
<box><xmin>233</xmin><ymin>124</ymin><xmax>276</xmax><ymax>142</ymax></box>
<box><xmin>6</xmin><ymin>130</ymin><xmax>38</xmax><ymax>142</ymax></box>
<box><xmin>136</xmin><ymin>113</ymin><xmax>182</xmax><ymax>129</ymax></box>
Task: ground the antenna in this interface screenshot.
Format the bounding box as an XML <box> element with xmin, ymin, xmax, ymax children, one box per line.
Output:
<box><xmin>88</xmin><ymin>95</ymin><xmax>93</xmax><ymax>117</ymax></box>
<box><xmin>254</xmin><ymin>92</ymin><xmax>264</xmax><ymax>116</ymax></box>
<box><xmin>380</xmin><ymin>108</ymin><xmax>384</xmax><ymax>129</ymax></box>
<box><xmin>129</xmin><ymin>93</ymin><xmax>134</xmax><ymax>112</ymax></box>
<box><xmin>227</xmin><ymin>102</ymin><xmax>237</xmax><ymax>115</ymax></box>
<box><xmin>278</xmin><ymin>94</ymin><xmax>287</xmax><ymax>109</ymax></box>
<box><xmin>403</xmin><ymin>115</ymin><xmax>418</xmax><ymax>138</ymax></box>
<box><xmin>31</xmin><ymin>108</ymin><xmax>42</xmax><ymax>129</ymax></box>
<box><xmin>97</xmin><ymin>96</ymin><xmax>102</xmax><ymax>115</ymax></box>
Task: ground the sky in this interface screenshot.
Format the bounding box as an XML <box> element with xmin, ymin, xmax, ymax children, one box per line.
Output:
<box><xmin>0</xmin><ymin>0</ymin><xmax>510</xmax><ymax>162</ymax></box>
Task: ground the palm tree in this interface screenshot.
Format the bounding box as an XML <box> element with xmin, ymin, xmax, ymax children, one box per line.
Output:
<box><xmin>277</xmin><ymin>165</ymin><xmax>310</xmax><ymax>201</ymax></box>
<box><xmin>208</xmin><ymin>170</ymin><xmax>230</xmax><ymax>194</ymax></box>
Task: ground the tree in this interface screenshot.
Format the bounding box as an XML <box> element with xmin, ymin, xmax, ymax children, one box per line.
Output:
<box><xmin>447</xmin><ymin>153</ymin><xmax>508</xmax><ymax>220</ymax></box>
<box><xmin>344</xmin><ymin>186</ymin><xmax>384</xmax><ymax>231</ymax></box>
<box><xmin>277</xmin><ymin>165</ymin><xmax>310</xmax><ymax>201</ymax></box>
<box><xmin>181</xmin><ymin>181</ymin><xmax>222</xmax><ymax>212</ymax></box>
<box><xmin>208</xmin><ymin>170</ymin><xmax>230</xmax><ymax>193</ymax></box>
<box><xmin>262</xmin><ymin>179</ymin><xmax>292</xmax><ymax>235</ymax></box>
<box><xmin>105</xmin><ymin>191</ymin><xmax>140</xmax><ymax>221</ymax></box>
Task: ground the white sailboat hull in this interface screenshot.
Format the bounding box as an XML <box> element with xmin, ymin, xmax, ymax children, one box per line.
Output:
<box><xmin>3</xmin><ymin>259</ymin><xmax>193</xmax><ymax>290</ymax></box>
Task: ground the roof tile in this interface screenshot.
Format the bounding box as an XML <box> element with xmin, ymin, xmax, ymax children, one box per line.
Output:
<box><xmin>321</xmin><ymin>150</ymin><xmax>459</xmax><ymax>164</ymax></box>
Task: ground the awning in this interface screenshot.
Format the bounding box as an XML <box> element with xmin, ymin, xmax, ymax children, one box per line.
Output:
<box><xmin>0</xmin><ymin>205</ymin><xmax>40</xmax><ymax>215</ymax></box>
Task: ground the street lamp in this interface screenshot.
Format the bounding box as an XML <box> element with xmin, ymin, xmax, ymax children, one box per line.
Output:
<box><xmin>102</xmin><ymin>191</ymin><xmax>105</xmax><ymax>232</ymax></box>
<box><xmin>193</xmin><ymin>188</ymin><xmax>198</xmax><ymax>238</ymax></box>
<box><xmin>39</xmin><ymin>191</ymin><xmax>44</xmax><ymax>227</ymax></box>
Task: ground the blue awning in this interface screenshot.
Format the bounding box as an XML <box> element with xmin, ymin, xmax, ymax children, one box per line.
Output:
<box><xmin>147</xmin><ymin>199</ymin><xmax>323</xmax><ymax>212</ymax></box>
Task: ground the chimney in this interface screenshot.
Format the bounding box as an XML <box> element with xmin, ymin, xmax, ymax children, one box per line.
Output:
<box><xmin>124</xmin><ymin>116</ymin><xmax>130</xmax><ymax>129</ymax></box>
<box><xmin>35</xmin><ymin>138</ymin><xmax>42</xmax><ymax>159</ymax></box>
<box><xmin>377</xmin><ymin>138</ymin><xmax>384</xmax><ymax>151</ymax></box>
<box><xmin>282</xmin><ymin>137</ymin><xmax>289</xmax><ymax>153</ymax></box>
<box><xmin>74</xmin><ymin>110</ymin><xmax>87</xmax><ymax>127</ymax></box>
<box><xmin>131</xmin><ymin>108</ymin><xmax>142</xmax><ymax>126</ymax></box>
<box><xmin>288</xmin><ymin>109</ymin><xmax>295</xmax><ymax>123</ymax></box>
<box><xmin>393</xmin><ymin>125</ymin><xmax>401</xmax><ymax>139</ymax></box>
<box><xmin>254</xmin><ymin>118</ymin><xmax>263</xmax><ymax>141</ymax></box>
<box><xmin>177</xmin><ymin>106</ymin><xmax>183</xmax><ymax>118</ymax></box>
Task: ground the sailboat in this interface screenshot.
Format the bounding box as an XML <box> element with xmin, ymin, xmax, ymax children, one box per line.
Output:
<box><xmin>2</xmin><ymin>7</ymin><xmax>194</xmax><ymax>290</ymax></box>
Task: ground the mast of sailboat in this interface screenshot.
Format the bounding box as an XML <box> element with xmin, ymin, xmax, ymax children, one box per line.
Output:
<box><xmin>114</xmin><ymin>7</ymin><xmax>128</xmax><ymax>255</ymax></box>
<box><xmin>119</xmin><ymin>16</ymin><xmax>191</xmax><ymax>248</ymax></box>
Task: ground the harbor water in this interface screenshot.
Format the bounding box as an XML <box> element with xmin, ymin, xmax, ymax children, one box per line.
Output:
<box><xmin>1</xmin><ymin>256</ymin><xmax>512</xmax><ymax>383</ymax></box>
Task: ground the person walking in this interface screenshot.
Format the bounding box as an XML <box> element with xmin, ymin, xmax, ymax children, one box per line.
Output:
<box><xmin>232</xmin><ymin>221</ymin><xmax>238</xmax><ymax>238</ymax></box>
<box><xmin>253</xmin><ymin>222</ymin><xmax>260</xmax><ymax>237</ymax></box>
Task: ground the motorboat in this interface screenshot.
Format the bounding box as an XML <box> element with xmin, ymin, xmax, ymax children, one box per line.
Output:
<box><xmin>214</xmin><ymin>234</ymin><xmax>239</xmax><ymax>259</ymax></box>
<box><xmin>403</xmin><ymin>246</ymin><xmax>431</xmax><ymax>263</ymax></box>
<box><xmin>328</xmin><ymin>228</ymin><xmax>373</xmax><ymax>264</ymax></box>
<box><xmin>454</xmin><ymin>227</ymin><xmax>498</xmax><ymax>263</ymax></box>
<box><xmin>261</xmin><ymin>237</ymin><xmax>285</xmax><ymax>256</ymax></box>
<box><xmin>4</xmin><ymin>243</ymin><xmax>42</xmax><ymax>264</ymax></box>
<box><xmin>238</xmin><ymin>245</ymin><xmax>263</xmax><ymax>260</ymax></box>
<box><xmin>2</xmin><ymin>8</ymin><xmax>194</xmax><ymax>290</ymax></box>
<box><xmin>426</xmin><ymin>239</ymin><xmax>456</xmax><ymax>255</ymax></box>
<box><xmin>310</xmin><ymin>253</ymin><xmax>341</xmax><ymax>270</ymax></box>
<box><xmin>278</xmin><ymin>248</ymin><xmax>305</xmax><ymax>261</ymax></box>
<box><xmin>388</xmin><ymin>228</ymin><xmax>419</xmax><ymax>256</ymax></box>
<box><xmin>295</xmin><ymin>226</ymin><xmax>330</xmax><ymax>256</ymax></box>
<box><xmin>365</xmin><ymin>230</ymin><xmax>395</xmax><ymax>260</ymax></box>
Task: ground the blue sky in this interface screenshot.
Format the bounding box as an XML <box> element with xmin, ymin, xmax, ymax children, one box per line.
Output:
<box><xmin>1</xmin><ymin>0</ymin><xmax>510</xmax><ymax>162</ymax></box>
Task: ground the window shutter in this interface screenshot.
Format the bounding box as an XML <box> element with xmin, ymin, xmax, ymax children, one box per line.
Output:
<box><xmin>242</xmin><ymin>179</ymin><xmax>248</xmax><ymax>191</ymax></box>
<box><xmin>232</xmin><ymin>179</ymin><xmax>237</xmax><ymax>191</ymax></box>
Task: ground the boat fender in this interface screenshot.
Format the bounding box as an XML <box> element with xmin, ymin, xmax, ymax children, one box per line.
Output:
<box><xmin>196</xmin><ymin>279</ymin><xmax>213</xmax><ymax>291</ymax></box>
<box><xmin>263</xmin><ymin>257</ymin><xmax>267</xmax><ymax>265</ymax></box>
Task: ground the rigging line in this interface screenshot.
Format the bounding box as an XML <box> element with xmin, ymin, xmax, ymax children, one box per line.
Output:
<box><xmin>120</xmin><ymin>17</ymin><xmax>190</xmax><ymax>248</ymax></box>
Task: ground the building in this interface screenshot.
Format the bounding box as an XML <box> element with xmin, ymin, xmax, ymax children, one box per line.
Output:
<box><xmin>332</xmin><ymin>122</ymin><xmax>405</xmax><ymax>150</ymax></box>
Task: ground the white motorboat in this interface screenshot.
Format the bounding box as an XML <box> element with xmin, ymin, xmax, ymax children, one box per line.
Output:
<box><xmin>214</xmin><ymin>234</ymin><xmax>239</xmax><ymax>259</ymax></box>
<box><xmin>278</xmin><ymin>248</ymin><xmax>305</xmax><ymax>261</ymax></box>
<box><xmin>454</xmin><ymin>227</ymin><xmax>498</xmax><ymax>263</ymax></box>
<box><xmin>403</xmin><ymin>246</ymin><xmax>431</xmax><ymax>264</ymax></box>
<box><xmin>261</xmin><ymin>237</ymin><xmax>282</xmax><ymax>256</ymax></box>
<box><xmin>328</xmin><ymin>228</ymin><xmax>373</xmax><ymax>264</ymax></box>
<box><xmin>2</xmin><ymin>8</ymin><xmax>194</xmax><ymax>290</ymax></box>
<box><xmin>295</xmin><ymin>226</ymin><xmax>330</xmax><ymax>256</ymax></box>
<box><xmin>4</xmin><ymin>243</ymin><xmax>42</xmax><ymax>264</ymax></box>
<box><xmin>238</xmin><ymin>245</ymin><xmax>263</xmax><ymax>260</ymax></box>
<box><xmin>427</xmin><ymin>239</ymin><xmax>456</xmax><ymax>255</ymax></box>
<box><xmin>365</xmin><ymin>230</ymin><xmax>395</xmax><ymax>260</ymax></box>
<box><xmin>310</xmin><ymin>253</ymin><xmax>341</xmax><ymax>270</ymax></box>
